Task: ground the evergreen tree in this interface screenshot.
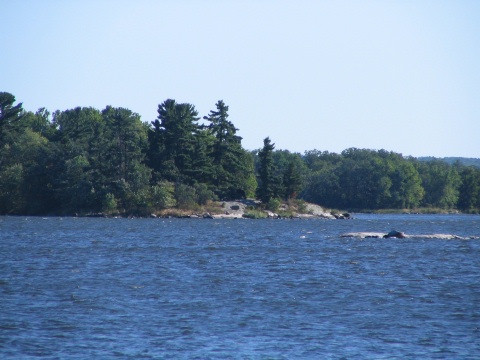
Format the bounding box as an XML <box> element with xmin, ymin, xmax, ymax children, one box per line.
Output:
<box><xmin>189</xmin><ymin>131</ymin><xmax>215</xmax><ymax>185</ymax></box>
<box><xmin>0</xmin><ymin>92</ymin><xmax>24</xmax><ymax>145</ymax></box>
<box><xmin>257</xmin><ymin>137</ymin><xmax>277</xmax><ymax>203</ymax></box>
<box><xmin>203</xmin><ymin>100</ymin><xmax>241</xmax><ymax>163</ymax></box>
<box><xmin>100</xmin><ymin>106</ymin><xmax>151</xmax><ymax>212</ymax></box>
<box><xmin>283</xmin><ymin>160</ymin><xmax>303</xmax><ymax>199</ymax></box>
<box><xmin>203</xmin><ymin>100</ymin><xmax>251</xmax><ymax>199</ymax></box>
<box><xmin>51</xmin><ymin>107</ymin><xmax>104</xmax><ymax>213</ymax></box>
<box><xmin>100</xmin><ymin>106</ymin><xmax>150</xmax><ymax>188</ymax></box>
<box><xmin>148</xmin><ymin>99</ymin><xmax>199</xmax><ymax>184</ymax></box>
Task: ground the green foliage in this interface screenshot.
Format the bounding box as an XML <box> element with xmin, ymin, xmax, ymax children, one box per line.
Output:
<box><xmin>194</xmin><ymin>183</ymin><xmax>217</xmax><ymax>205</ymax></box>
<box><xmin>416</xmin><ymin>160</ymin><xmax>461</xmax><ymax>209</ymax></box>
<box><xmin>288</xmin><ymin>198</ymin><xmax>308</xmax><ymax>214</ymax></box>
<box><xmin>0</xmin><ymin>94</ymin><xmax>260</xmax><ymax>215</ymax></box>
<box><xmin>283</xmin><ymin>159</ymin><xmax>304</xmax><ymax>199</ymax></box>
<box><xmin>0</xmin><ymin>92</ymin><xmax>24</xmax><ymax>145</ymax></box>
<box><xmin>174</xmin><ymin>183</ymin><xmax>197</xmax><ymax>210</ymax></box>
<box><xmin>0</xmin><ymin>127</ymin><xmax>58</xmax><ymax>214</ymax></box>
<box><xmin>148</xmin><ymin>99</ymin><xmax>199</xmax><ymax>184</ymax></box>
<box><xmin>266</xmin><ymin>198</ymin><xmax>281</xmax><ymax>212</ymax></box>
<box><xmin>1</xmin><ymin>92</ymin><xmax>479</xmax><ymax>215</ymax></box>
<box><xmin>254</xmin><ymin>149</ymin><xmax>308</xmax><ymax>201</ymax></box>
<box><xmin>21</xmin><ymin>108</ymin><xmax>56</xmax><ymax>139</ymax></box>
<box><xmin>172</xmin><ymin>183</ymin><xmax>217</xmax><ymax>209</ymax></box>
<box><xmin>242</xmin><ymin>209</ymin><xmax>268</xmax><ymax>219</ymax></box>
<box><xmin>457</xmin><ymin>166</ymin><xmax>480</xmax><ymax>211</ymax></box>
<box><xmin>129</xmin><ymin>188</ymin><xmax>152</xmax><ymax>216</ymax></box>
<box><xmin>150</xmin><ymin>181</ymin><xmax>176</xmax><ymax>209</ymax></box>
<box><xmin>243</xmin><ymin>173</ymin><xmax>258</xmax><ymax>199</ymax></box>
<box><xmin>102</xmin><ymin>193</ymin><xmax>118</xmax><ymax>215</ymax></box>
<box><xmin>256</xmin><ymin>137</ymin><xmax>279</xmax><ymax>203</ymax></box>
<box><xmin>0</xmin><ymin>163</ymin><xmax>25</xmax><ymax>214</ymax></box>
<box><xmin>299</xmin><ymin>148</ymin><xmax>426</xmax><ymax>210</ymax></box>
<box><xmin>100</xmin><ymin>106</ymin><xmax>150</xmax><ymax>190</ymax></box>
<box><xmin>202</xmin><ymin>100</ymin><xmax>254</xmax><ymax>199</ymax></box>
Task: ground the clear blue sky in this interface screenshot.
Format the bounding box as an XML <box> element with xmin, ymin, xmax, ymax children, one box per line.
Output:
<box><xmin>2</xmin><ymin>0</ymin><xmax>479</xmax><ymax>158</ymax></box>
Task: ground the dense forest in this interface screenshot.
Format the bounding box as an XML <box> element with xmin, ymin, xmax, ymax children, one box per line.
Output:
<box><xmin>1</xmin><ymin>91</ymin><xmax>480</xmax><ymax>215</ymax></box>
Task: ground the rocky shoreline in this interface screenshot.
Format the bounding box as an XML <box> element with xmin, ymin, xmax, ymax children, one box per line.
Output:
<box><xmin>201</xmin><ymin>200</ymin><xmax>349</xmax><ymax>220</ymax></box>
<box><xmin>81</xmin><ymin>200</ymin><xmax>350</xmax><ymax>220</ymax></box>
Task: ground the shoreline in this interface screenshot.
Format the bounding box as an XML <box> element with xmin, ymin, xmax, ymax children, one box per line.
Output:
<box><xmin>2</xmin><ymin>201</ymin><xmax>477</xmax><ymax>218</ymax></box>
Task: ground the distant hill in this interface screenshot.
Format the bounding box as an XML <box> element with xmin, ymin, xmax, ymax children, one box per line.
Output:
<box><xmin>418</xmin><ymin>157</ymin><xmax>480</xmax><ymax>168</ymax></box>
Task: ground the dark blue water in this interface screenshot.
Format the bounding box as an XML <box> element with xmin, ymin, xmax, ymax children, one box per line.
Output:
<box><xmin>1</xmin><ymin>214</ymin><xmax>479</xmax><ymax>359</ymax></box>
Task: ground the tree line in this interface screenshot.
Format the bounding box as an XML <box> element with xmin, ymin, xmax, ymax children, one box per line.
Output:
<box><xmin>1</xmin><ymin>92</ymin><xmax>479</xmax><ymax>215</ymax></box>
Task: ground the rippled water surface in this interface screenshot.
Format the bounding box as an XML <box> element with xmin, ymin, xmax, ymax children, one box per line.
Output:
<box><xmin>1</xmin><ymin>214</ymin><xmax>479</xmax><ymax>359</ymax></box>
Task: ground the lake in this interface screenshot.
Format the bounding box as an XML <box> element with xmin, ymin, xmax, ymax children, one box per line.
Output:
<box><xmin>1</xmin><ymin>214</ymin><xmax>479</xmax><ymax>359</ymax></box>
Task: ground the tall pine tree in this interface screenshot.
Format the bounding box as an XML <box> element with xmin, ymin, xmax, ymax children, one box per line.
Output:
<box><xmin>203</xmin><ymin>100</ymin><xmax>250</xmax><ymax>199</ymax></box>
<box><xmin>257</xmin><ymin>137</ymin><xmax>277</xmax><ymax>203</ymax></box>
<box><xmin>0</xmin><ymin>92</ymin><xmax>24</xmax><ymax>145</ymax></box>
<box><xmin>148</xmin><ymin>99</ymin><xmax>200</xmax><ymax>184</ymax></box>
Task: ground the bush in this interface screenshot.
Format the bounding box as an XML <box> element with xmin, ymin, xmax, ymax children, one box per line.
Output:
<box><xmin>130</xmin><ymin>189</ymin><xmax>151</xmax><ymax>216</ymax></box>
<box><xmin>151</xmin><ymin>181</ymin><xmax>176</xmax><ymax>209</ymax></box>
<box><xmin>175</xmin><ymin>183</ymin><xmax>197</xmax><ymax>210</ymax></box>
<box><xmin>102</xmin><ymin>193</ymin><xmax>118</xmax><ymax>215</ymax></box>
<box><xmin>243</xmin><ymin>210</ymin><xmax>268</xmax><ymax>219</ymax></box>
<box><xmin>194</xmin><ymin>183</ymin><xmax>217</xmax><ymax>205</ymax></box>
<box><xmin>266</xmin><ymin>198</ymin><xmax>281</xmax><ymax>212</ymax></box>
<box><xmin>296</xmin><ymin>200</ymin><xmax>308</xmax><ymax>214</ymax></box>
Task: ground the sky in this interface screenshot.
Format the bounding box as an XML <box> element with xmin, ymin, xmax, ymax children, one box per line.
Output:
<box><xmin>2</xmin><ymin>0</ymin><xmax>479</xmax><ymax>158</ymax></box>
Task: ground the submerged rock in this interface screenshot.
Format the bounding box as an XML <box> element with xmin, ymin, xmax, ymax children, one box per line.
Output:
<box><xmin>341</xmin><ymin>232</ymin><xmax>386</xmax><ymax>238</ymax></box>
<box><xmin>341</xmin><ymin>232</ymin><xmax>477</xmax><ymax>240</ymax></box>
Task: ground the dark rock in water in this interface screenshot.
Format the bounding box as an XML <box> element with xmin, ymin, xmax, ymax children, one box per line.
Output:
<box><xmin>333</xmin><ymin>212</ymin><xmax>352</xmax><ymax>220</ymax></box>
<box><xmin>383</xmin><ymin>230</ymin><xmax>406</xmax><ymax>238</ymax></box>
